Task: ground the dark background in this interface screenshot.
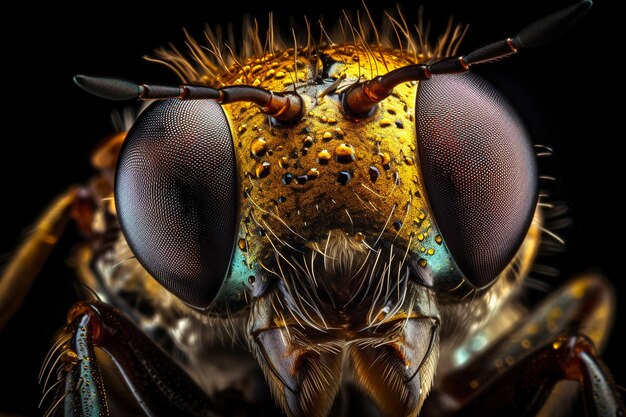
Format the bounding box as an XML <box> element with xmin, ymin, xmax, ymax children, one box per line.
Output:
<box><xmin>1</xmin><ymin>0</ymin><xmax>621</xmax><ymax>415</ymax></box>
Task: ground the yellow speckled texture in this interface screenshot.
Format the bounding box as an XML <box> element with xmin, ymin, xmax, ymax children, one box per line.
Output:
<box><xmin>217</xmin><ymin>46</ymin><xmax>449</xmax><ymax>275</ymax></box>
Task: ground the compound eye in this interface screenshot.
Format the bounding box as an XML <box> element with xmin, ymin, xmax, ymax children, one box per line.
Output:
<box><xmin>416</xmin><ymin>73</ymin><xmax>537</xmax><ymax>289</ymax></box>
<box><xmin>115</xmin><ymin>99</ymin><xmax>238</xmax><ymax>308</ymax></box>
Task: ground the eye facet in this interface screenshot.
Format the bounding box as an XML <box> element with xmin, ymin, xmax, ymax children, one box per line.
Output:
<box><xmin>115</xmin><ymin>99</ymin><xmax>238</xmax><ymax>308</ymax></box>
<box><xmin>416</xmin><ymin>73</ymin><xmax>537</xmax><ymax>289</ymax></box>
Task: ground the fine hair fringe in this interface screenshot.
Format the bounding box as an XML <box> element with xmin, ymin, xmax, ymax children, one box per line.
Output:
<box><xmin>148</xmin><ymin>6</ymin><xmax>467</xmax><ymax>85</ymax></box>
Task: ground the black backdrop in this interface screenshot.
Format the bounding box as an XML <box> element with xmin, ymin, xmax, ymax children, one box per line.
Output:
<box><xmin>0</xmin><ymin>0</ymin><xmax>622</xmax><ymax>415</ymax></box>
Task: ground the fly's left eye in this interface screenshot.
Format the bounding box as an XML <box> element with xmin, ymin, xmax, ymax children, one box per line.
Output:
<box><xmin>416</xmin><ymin>73</ymin><xmax>538</xmax><ymax>289</ymax></box>
<box><xmin>115</xmin><ymin>99</ymin><xmax>238</xmax><ymax>309</ymax></box>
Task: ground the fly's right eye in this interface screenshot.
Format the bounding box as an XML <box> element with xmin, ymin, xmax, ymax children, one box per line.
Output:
<box><xmin>115</xmin><ymin>99</ymin><xmax>238</xmax><ymax>309</ymax></box>
<box><xmin>416</xmin><ymin>74</ymin><xmax>538</xmax><ymax>289</ymax></box>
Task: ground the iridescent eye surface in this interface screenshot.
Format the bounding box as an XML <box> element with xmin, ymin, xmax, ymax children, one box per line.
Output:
<box><xmin>416</xmin><ymin>73</ymin><xmax>537</xmax><ymax>289</ymax></box>
<box><xmin>115</xmin><ymin>99</ymin><xmax>238</xmax><ymax>308</ymax></box>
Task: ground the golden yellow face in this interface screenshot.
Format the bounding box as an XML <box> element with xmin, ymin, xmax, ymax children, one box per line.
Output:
<box><xmin>225</xmin><ymin>46</ymin><xmax>451</xmax><ymax>302</ymax></box>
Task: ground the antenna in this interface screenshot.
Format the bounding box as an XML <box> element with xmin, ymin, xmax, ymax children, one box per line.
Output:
<box><xmin>74</xmin><ymin>75</ymin><xmax>303</xmax><ymax>123</ymax></box>
<box><xmin>342</xmin><ymin>0</ymin><xmax>592</xmax><ymax>117</ymax></box>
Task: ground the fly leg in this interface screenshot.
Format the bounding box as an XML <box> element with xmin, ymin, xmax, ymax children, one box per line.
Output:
<box><xmin>0</xmin><ymin>179</ymin><xmax>109</xmax><ymax>332</ymax></box>
<box><xmin>0</xmin><ymin>129</ymin><xmax>126</xmax><ymax>333</ymax></box>
<box><xmin>0</xmin><ymin>189</ymin><xmax>79</xmax><ymax>331</ymax></box>
<box><xmin>424</xmin><ymin>274</ymin><xmax>625</xmax><ymax>417</ymax></box>
<box><xmin>42</xmin><ymin>301</ymin><xmax>219</xmax><ymax>417</ymax></box>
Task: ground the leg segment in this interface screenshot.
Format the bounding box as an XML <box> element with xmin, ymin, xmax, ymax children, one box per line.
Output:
<box><xmin>0</xmin><ymin>129</ymin><xmax>126</xmax><ymax>333</ymax></box>
<box><xmin>0</xmin><ymin>189</ymin><xmax>77</xmax><ymax>331</ymax></box>
<box><xmin>64</xmin><ymin>309</ymin><xmax>108</xmax><ymax>417</ymax></box>
<box><xmin>46</xmin><ymin>301</ymin><xmax>219</xmax><ymax>417</ymax></box>
<box><xmin>423</xmin><ymin>274</ymin><xmax>625</xmax><ymax>417</ymax></box>
<box><xmin>448</xmin><ymin>334</ymin><xmax>623</xmax><ymax>417</ymax></box>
